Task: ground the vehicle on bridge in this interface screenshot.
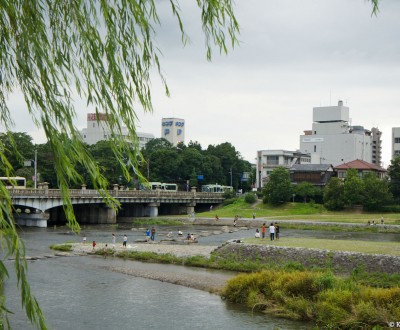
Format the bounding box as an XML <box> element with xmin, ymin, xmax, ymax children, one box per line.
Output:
<box><xmin>139</xmin><ymin>182</ymin><xmax>178</xmax><ymax>192</ymax></box>
<box><xmin>0</xmin><ymin>176</ymin><xmax>26</xmax><ymax>189</ymax></box>
<box><xmin>201</xmin><ymin>184</ymin><xmax>233</xmax><ymax>193</ymax></box>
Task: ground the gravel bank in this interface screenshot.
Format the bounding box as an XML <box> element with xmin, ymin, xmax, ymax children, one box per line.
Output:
<box><xmin>71</xmin><ymin>242</ymin><xmax>219</xmax><ymax>258</ymax></box>
<box><xmin>69</xmin><ymin>242</ymin><xmax>234</xmax><ymax>293</ymax></box>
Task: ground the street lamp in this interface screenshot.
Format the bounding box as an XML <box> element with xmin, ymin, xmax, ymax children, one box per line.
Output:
<box><xmin>24</xmin><ymin>149</ymin><xmax>38</xmax><ymax>188</ymax></box>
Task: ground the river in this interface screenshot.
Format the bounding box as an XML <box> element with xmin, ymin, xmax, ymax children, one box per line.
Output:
<box><xmin>5</xmin><ymin>223</ymin><xmax>396</xmax><ymax>329</ymax></box>
<box><xmin>4</xmin><ymin>225</ymin><xmax>311</xmax><ymax>330</ymax></box>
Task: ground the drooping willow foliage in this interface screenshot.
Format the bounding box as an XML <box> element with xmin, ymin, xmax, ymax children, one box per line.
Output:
<box><xmin>0</xmin><ymin>0</ymin><xmax>239</xmax><ymax>328</ymax></box>
<box><xmin>0</xmin><ymin>0</ymin><xmax>381</xmax><ymax>328</ymax></box>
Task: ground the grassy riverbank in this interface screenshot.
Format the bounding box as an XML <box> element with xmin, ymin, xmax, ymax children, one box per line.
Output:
<box><xmin>244</xmin><ymin>237</ymin><xmax>400</xmax><ymax>256</ymax></box>
<box><xmin>221</xmin><ymin>269</ymin><xmax>400</xmax><ymax>329</ymax></box>
<box><xmin>196</xmin><ymin>199</ymin><xmax>400</xmax><ymax>224</ymax></box>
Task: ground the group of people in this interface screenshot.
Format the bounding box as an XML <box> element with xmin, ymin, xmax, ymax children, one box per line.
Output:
<box><xmin>145</xmin><ymin>227</ymin><xmax>157</xmax><ymax>242</ymax></box>
<box><xmin>255</xmin><ymin>222</ymin><xmax>280</xmax><ymax>241</ymax></box>
<box><xmin>84</xmin><ymin>233</ymin><xmax>128</xmax><ymax>250</ymax></box>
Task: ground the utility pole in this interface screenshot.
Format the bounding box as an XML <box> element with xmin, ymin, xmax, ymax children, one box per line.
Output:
<box><xmin>229</xmin><ymin>168</ymin><xmax>233</xmax><ymax>187</ymax></box>
<box><xmin>34</xmin><ymin>149</ymin><xmax>37</xmax><ymax>189</ymax></box>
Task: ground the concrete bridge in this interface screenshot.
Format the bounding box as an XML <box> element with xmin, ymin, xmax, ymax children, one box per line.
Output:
<box><xmin>9</xmin><ymin>184</ymin><xmax>224</xmax><ymax>228</ymax></box>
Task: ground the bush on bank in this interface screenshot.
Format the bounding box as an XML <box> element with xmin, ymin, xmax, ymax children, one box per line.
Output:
<box><xmin>221</xmin><ymin>269</ymin><xmax>400</xmax><ymax>329</ymax></box>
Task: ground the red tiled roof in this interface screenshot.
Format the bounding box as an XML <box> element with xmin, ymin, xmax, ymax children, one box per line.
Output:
<box><xmin>334</xmin><ymin>159</ymin><xmax>386</xmax><ymax>172</ymax></box>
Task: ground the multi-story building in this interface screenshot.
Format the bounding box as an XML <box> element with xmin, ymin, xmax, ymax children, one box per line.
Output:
<box><xmin>299</xmin><ymin>101</ymin><xmax>377</xmax><ymax>166</ymax></box>
<box><xmin>371</xmin><ymin>127</ymin><xmax>382</xmax><ymax>166</ymax></box>
<box><xmin>161</xmin><ymin>118</ymin><xmax>185</xmax><ymax>146</ymax></box>
<box><xmin>392</xmin><ymin>127</ymin><xmax>400</xmax><ymax>159</ymax></box>
<box><xmin>256</xmin><ymin>150</ymin><xmax>311</xmax><ymax>189</ymax></box>
<box><xmin>80</xmin><ymin>113</ymin><xmax>154</xmax><ymax>148</ymax></box>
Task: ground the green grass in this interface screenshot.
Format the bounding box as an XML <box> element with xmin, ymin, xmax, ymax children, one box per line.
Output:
<box><xmin>221</xmin><ymin>269</ymin><xmax>400</xmax><ymax>329</ymax></box>
<box><xmin>49</xmin><ymin>244</ymin><xmax>73</xmax><ymax>251</ymax></box>
<box><xmin>198</xmin><ymin>198</ymin><xmax>400</xmax><ymax>224</ymax></box>
<box><xmin>244</xmin><ymin>237</ymin><xmax>400</xmax><ymax>256</ymax></box>
<box><xmin>131</xmin><ymin>218</ymin><xmax>185</xmax><ymax>226</ymax></box>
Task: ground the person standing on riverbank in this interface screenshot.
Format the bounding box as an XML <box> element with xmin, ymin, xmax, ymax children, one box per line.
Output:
<box><xmin>112</xmin><ymin>233</ymin><xmax>116</xmax><ymax>248</ymax></box>
<box><xmin>269</xmin><ymin>223</ymin><xmax>275</xmax><ymax>241</ymax></box>
<box><xmin>145</xmin><ymin>228</ymin><xmax>150</xmax><ymax>242</ymax></box>
<box><xmin>123</xmin><ymin>234</ymin><xmax>127</xmax><ymax>247</ymax></box>
<box><xmin>261</xmin><ymin>223</ymin><xmax>266</xmax><ymax>239</ymax></box>
<box><xmin>150</xmin><ymin>227</ymin><xmax>156</xmax><ymax>241</ymax></box>
<box><xmin>274</xmin><ymin>222</ymin><xmax>280</xmax><ymax>240</ymax></box>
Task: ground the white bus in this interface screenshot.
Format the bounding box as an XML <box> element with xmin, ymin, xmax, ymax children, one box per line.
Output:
<box><xmin>201</xmin><ymin>184</ymin><xmax>233</xmax><ymax>193</ymax></box>
<box><xmin>139</xmin><ymin>182</ymin><xmax>178</xmax><ymax>192</ymax></box>
<box><xmin>0</xmin><ymin>176</ymin><xmax>27</xmax><ymax>189</ymax></box>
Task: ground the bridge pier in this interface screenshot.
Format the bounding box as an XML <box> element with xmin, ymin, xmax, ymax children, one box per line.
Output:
<box><xmin>146</xmin><ymin>202</ymin><xmax>159</xmax><ymax>217</ymax></box>
<box><xmin>15</xmin><ymin>210</ymin><xmax>49</xmax><ymax>228</ymax></box>
<box><xmin>76</xmin><ymin>205</ymin><xmax>116</xmax><ymax>224</ymax></box>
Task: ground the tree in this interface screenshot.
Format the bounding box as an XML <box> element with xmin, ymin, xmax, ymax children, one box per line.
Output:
<box><xmin>343</xmin><ymin>169</ymin><xmax>364</xmax><ymax>207</ymax></box>
<box><xmin>0</xmin><ymin>132</ymin><xmax>35</xmax><ymax>175</ymax></box>
<box><xmin>323</xmin><ymin>177</ymin><xmax>345</xmax><ymax>211</ymax></box>
<box><xmin>0</xmin><ymin>1</ymin><xmax>239</xmax><ymax>328</ymax></box>
<box><xmin>262</xmin><ymin>167</ymin><xmax>292</xmax><ymax>206</ymax></box>
<box><xmin>362</xmin><ymin>172</ymin><xmax>393</xmax><ymax>211</ymax></box>
<box><xmin>294</xmin><ymin>182</ymin><xmax>317</xmax><ymax>203</ymax></box>
<box><xmin>387</xmin><ymin>156</ymin><xmax>400</xmax><ymax>202</ymax></box>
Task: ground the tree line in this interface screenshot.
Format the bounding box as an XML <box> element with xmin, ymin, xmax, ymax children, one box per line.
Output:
<box><xmin>262</xmin><ymin>161</ymin><xmax>400</xmax><ymax>212</ymax></box>
<box><xmin>0</xmin><ymin>132</ymin><xmax>254</xmax><ymax>192</ymax></box>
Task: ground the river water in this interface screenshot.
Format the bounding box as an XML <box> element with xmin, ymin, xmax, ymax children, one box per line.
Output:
<box><xmin>4</xmin><ymin>225</ymin><xmax>311</xmax><ymax>330</ymax></box>
<box><xmin>4</xmin><ymin>223</ymin><xmax>396</xmax><ymax>330</ymax></box>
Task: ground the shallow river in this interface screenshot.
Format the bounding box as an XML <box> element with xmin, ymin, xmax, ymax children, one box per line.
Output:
<box><xmin>4</xmin><ymin>225</ymin><xmax>311</xmax><ymax>330</ymax></box>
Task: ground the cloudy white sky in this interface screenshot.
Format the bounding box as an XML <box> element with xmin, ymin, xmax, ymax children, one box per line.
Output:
<box><xmin>9</xmin><ymin>0</ymin><xmax>400</xmax><ymax>167</ymax></box>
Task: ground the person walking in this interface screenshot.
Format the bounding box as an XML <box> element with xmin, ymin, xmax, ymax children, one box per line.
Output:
<box><xmin>269</xmin><ymin>222</ymin><xmax>275</xmax><ymax>241</ymax></box>
<box><xmin>261</xmin><ymin>223</ymin><xmax>266</xmax><ymax>239</ymax></box>
<box><xmin>123</xmin><ymin>234</ymin><xmax>127</xmax><ymax>247</ymax></box>
<box><xmin>145</xmin><ymin>228</ymin><xmax>151</xmax><ymax>242</ymax></box>
<box><xmin>150</xmin><ymin>226</ymin><xmax>156</xmax><ymax>241</ymax></box>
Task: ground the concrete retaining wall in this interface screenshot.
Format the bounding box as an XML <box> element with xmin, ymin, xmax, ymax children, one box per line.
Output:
<box><xmin>214</xmin><ymin>242</ymin><xmax>400</xmax><ymax>274</ymax></box>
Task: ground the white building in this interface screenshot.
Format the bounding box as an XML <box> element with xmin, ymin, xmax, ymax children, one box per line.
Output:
<box><xmin>256</xmin><ymin>150</ymin><xmax>311</xmax><ymax>189</ymax></box>
<box><xmin>392</xmin><ymin>127</ymin><xmax>400</xmax><ymax>159</ymax></box>
<box><xmin>80</xmin><ymin>113</ymin><xmax>154</xmax><ymax>148</ymax></box>
<box><xmin>161</xmin><ymin>118</ymin><xmax>185</xmax><ymax>146</ymax></box>
<box><xmin>299</xmin><ymin>101</ymin><xmax>375</xmax><ymax>166</ymax></box>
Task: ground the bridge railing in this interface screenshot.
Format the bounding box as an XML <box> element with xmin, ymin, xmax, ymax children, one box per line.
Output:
<box><xmin>8</xmin><ymin>188</ymin><xmax>224</xmax><ymax>200</ymax></box>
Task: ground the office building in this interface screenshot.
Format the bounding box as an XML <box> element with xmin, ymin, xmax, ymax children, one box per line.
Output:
<box><xmin>392</xmin><ymin>127</ymin><xmax>400</xmax><ymax>159</ymax></box>
<box><xmin>299</xmin><ymin>101</ymin><xmax>376</xmax><ymax>166</ymax></box>
<box><xmin>161</xmin><ymin>118</ymin><xmax>185</xmax><ymax>146</ymax></box>
<box><xmin>80</xmin><ymin>113</ymin><xmax>154</xmax><ymax>148</ymax></box>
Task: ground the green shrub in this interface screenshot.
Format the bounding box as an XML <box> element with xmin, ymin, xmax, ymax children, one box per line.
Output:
<box><xmin>244</xmin><ymin>193</ymin><xmax>256</xmax><ymax>204</ymax></box>
<box><xmin>49</xmin><ymin>244</ymin><xmax>72</xmax><ymax>251</ymax></box>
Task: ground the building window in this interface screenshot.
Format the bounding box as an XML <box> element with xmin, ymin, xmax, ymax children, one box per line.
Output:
<box><xmin>266</xmin><ymin>156</ymin><xmax>279</xmax><ymax>165</ymax></box>
<box><xmin>314</xmin><ymin>145</ymin><xmax>316</xmax><ymax>152</ymax></box>
<box><xmin>395</xmin><ymin>138</ymin><xmax>400</xmax><ymax>143</ymax></box>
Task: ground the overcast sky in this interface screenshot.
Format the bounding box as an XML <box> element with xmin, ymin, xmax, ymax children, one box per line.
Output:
<box><xmin>9</xmin><ymin>0</ymin><xmax>400</xmax><ymax>167</ymax></box>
